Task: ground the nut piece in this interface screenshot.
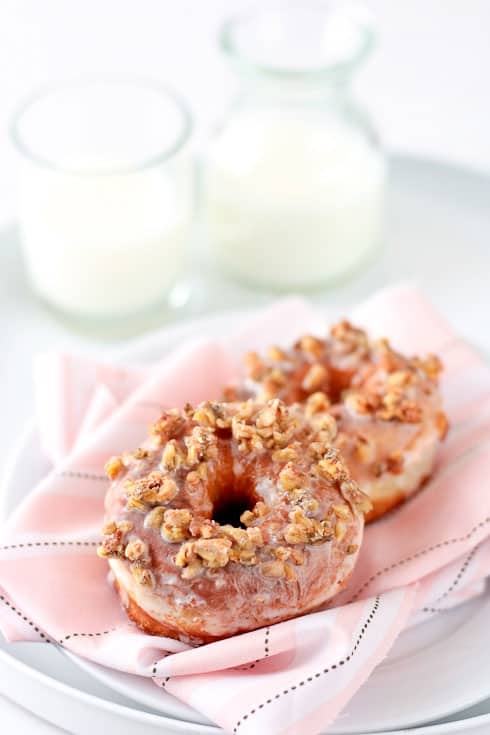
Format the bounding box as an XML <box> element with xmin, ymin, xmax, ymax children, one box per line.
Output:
<box><xmin>300</xmin><ymin>335</ymin><xmax>325</xmax><ymax>360</ymax></box>
<box><xmin>131</xmin><ymin>564</ymin><xmax>155</xmax><ymax>588</ymax></box>
<box><xmin>268</xmin><ymin>345</ymin><xmax>287</xmax><ymax>361</ymax></box>
<box><xmin>144</xmin><ymin>506</ymin><xmax>166</xmax><ymax>529</ymax></box>
<box><xmin>126</xmin><ymin>472</ymin><xmax>178</xmax><ymax>509</ymax></box>
<box><xmin>436</xmin><ymin>411</ymin><xmax>449</xmax><ymax>439</ymax></box>
<box><xmin>305</xmin><ymin>391</ymin><xmax>331</xmax><ymax>417</ymax></box>
<box><xmin>175</xmin><ymin>537</ymin><xmax>232</xmax><ymax>574</ymax></box>
<box><xmin>261</xmin><ymin>560</ymin><xmax>286</xmax><ymax>578</ymax></box>
<box><xmin>105</xmin><ymin>456</ymin><xmax>124</xmax><ymax>480</ymax></box>
<box><xmin>244</xmin><ymin>351</ymin><xmax>267</xmax><ymax>381</ymax></box>
<box><xmin>302</xmin><ymin>363</ymin><xmax>328</xmax><ymax>392</ymax></box>
<box><xmin>161</xmin><ymin>508</ymin><xmax>192</xmax><ymax>543</ymax></box>
<box><xmin>125</xmin><ymin>538</ymin><xmax>149</xmax><ymax>561</ymax></box>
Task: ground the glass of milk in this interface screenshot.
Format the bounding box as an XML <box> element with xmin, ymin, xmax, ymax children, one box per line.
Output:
<box><xmin>203</xmin><ymin>2</ymin><xmax>386</xmax><ymax>291</ymax></box>
<box><xmin>11</xmin><ymin>81</ymin><xmax>193</xmax><ymax>323</ymax></box>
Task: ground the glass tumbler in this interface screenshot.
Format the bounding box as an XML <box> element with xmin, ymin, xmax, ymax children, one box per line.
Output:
<box><xmin>203</xmin><ymin>2</ymin><xmax>386</xmax><ymax>291</ymax></box>
<box><xmin>11</xmin><ymin>81</ymin><xmax>193</xmax><ymax>322</ymax></box>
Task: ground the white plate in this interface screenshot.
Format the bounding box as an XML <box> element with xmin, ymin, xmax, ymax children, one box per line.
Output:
<box><xmin>5</xmin><ymin>325</ymin><xmax>490</xmax><ymax>734</ymax></box>
<box><xmin>2</xmin><ymin>155</ymin><xmax>490</xmax><ymax>735</ymax></box>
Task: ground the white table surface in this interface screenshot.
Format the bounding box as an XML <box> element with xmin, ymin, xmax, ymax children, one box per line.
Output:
<box><xmin>1</xmin><ymin>2</ymin><xmax>490</xmax><ymax>732</ymax></box>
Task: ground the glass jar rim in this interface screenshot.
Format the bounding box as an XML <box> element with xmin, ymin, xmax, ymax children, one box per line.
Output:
<box><xmin>220</xmin><ymin>2</ymin><xmax>375</xmax><ymax>82</ymax></box>
<box><xmin>10</xmin><ymin>79</ymin><xmax>193</xmax><ymax>176</ymax></box>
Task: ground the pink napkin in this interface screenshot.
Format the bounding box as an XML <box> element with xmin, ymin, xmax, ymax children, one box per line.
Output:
<box><xmin>2</xmin><ymin>285</ymin><xmax>490</xmax><ymax>735</ymax></box>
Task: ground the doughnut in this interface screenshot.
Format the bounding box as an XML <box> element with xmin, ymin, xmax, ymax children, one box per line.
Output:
<box><xmin>98</xmin><ymin>399</ymin><xmax>370</xmax><ymax>644</ymax></box>
<box><xmin>226</xmin><ymin>321</ymin><xmax>448</xmax><ymax>522</ymax></box>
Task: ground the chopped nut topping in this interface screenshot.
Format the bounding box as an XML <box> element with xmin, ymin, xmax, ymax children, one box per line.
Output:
<box><xmin>330</xmin><ymin>321</ymin><xmax>369</xmax><ymax>352</ymax></box>
<box><xmin>175</xmin><ymin>537</ymin><xmax>232</xmax><ymax>573</ymax></box>
<box><xmin>415</xmin><ymin>354</ymin><xmax>443</xmax><ymax>379</ymax></box>
<box><xmin>346</xmin><ymin>544</ymin><xmax>359</xmax><ymax>554</ymax></box>
<box><xmin>150</xmin><ymin>411</ymin><xmax>185</xmax><ymax>444</ymax></box>
<box><xmin>299</xmin><ymin>335</ymin><xmax>325</xmax><ymax>360</ymax></box>
<box><xmin>144</xmin><ymin>506</ymin><xmax>166</xmax><ymax>529</ymax></box>
<box><xmin>185</xmin><ymin>426</ymin><xmax>218</xmax><ymax>465</ymax></box>
<box><xmin>279</xmin><ymin>462</ymin><xmax>305</xmax><ymax>491</ymax></box>
<box><xmin>161</xmin><ymin>508</ymin><xmax>192</xmax><ymax>543</ymax></box>
<box><xmin>340</xmin><ymin>479</ymin><xmax>372</xmax><ymax>515</ymax></box>
<box><xmin>97</xmin><ymin>520</ymin><xmax>133</xmax><ymax>558</ymax></box>
<box><xmin>290</xmin><ymin>548</ymin><xmax>304</xmax><ymax>565</ymax></box>
<box><xmin>273</xmin><ymin>546</ymin><xmax>291</xmax><ymax>561</ymax></box>
<box><xmin>387</xmin><ymin>370</ymin><xmax>414</xmax><ymax>389</ymax></box>
<box><xmin>246</xmin><ymin>526</ymin><xmax>264</xmax><ymax>545</ymax></box>
<box><xmin>240</xmin><ymin>510</ymin><xmax>255</xmax><ymax>527</ymax></box>
<box><xmin>261</xmin><ymin>560</ymin><xmax>286</xmax><ymax>578</ymax></box>
<box><xmin>332</xmin><ymin>504</ymin><xmax>352</xmax><ymax>520</ymax></box>
<box><xmin>126</xmin><ymin>471</ymin><xmax>178</xmax><ymax>509</ymax></box>
<box><xmin>272</xmin><ymin>445</ymin><xmax>297</xmax><ymax>462</ymax></box>
<box><xmin>181</xmin><ymin>560</ymin><xmax>203</xmax><ymax>579</ymax></box>
<box><xmin>268</xmin><ymin>345</ymin><xmax>288</xmax><ymax>361</ymax></box>
<box><xmin>305</xmin><ymin>391</ymin><xmax>331</xmax><ymax>416</ymax></box>
<box><xmin>436</xmin><ymin>411</ymin><xmax>449</xmax><ymax>439</ymax></box>
<box><xmin>244</xmin><ymin>351</ymin><xmax>267</xmax><ymax>381</ymax></box>
<box><xmin>302</xmin><ymin>363</ymin><xmax>328</xmax><ymax>392</ymax></box>
<box><xmin>378</xmin><ymin>389</ymin><xmax>422</xmax><ymax>422</ymax></box>
<box><xmin>334</xmin><ymin>520</ymin><xmax>347</xmax><ymax>542</ymax></box>
<box><xmin>310</xmin><ymin>411</ymin><xmax>337</xmax><ymax>441</ymax></box>
<box><xmin>125</xmin><ymin>538</ymin><xmax>148</xmax><ymax>562</ymax></box>
<box><xmin>283</xmin><ymin>523</ymin><xmax>309</xmax><ymax>544</ymax></box>
<box><xmin>161</xmin><ymin>440</ymin><xmax>186</xmax><ymax>470</ymax></box>
<box><xmin>134</xmin><ymin>448</ymin><xmax>149</xmax><ymax>460</ymax></box>
<box><xmin>220</xmin><ymin>525</ymin><xmax>250</xmax><ymax>548</ymax></box>
<box><xmin>105</xmin><ymin>456</ymin><xmax>124</xmax><ymax>480</ymax></box>
<box><xmin>131</xmin><ymin>564</ymin><xmax>155</xmax><ymax>587</ymax></box>
<box><xmin>354</xmin><ymin>433</ymin><xmax>376</xmax><ymax>464</ymax></box>
<box><xmin>315</xmin><ymin>449</ymin><xmax>348</xmax><ymax>483</ymax></box>
<box><xmin>284</xmin><ymin>508</ymin><xmax>333</xmax><ymax>545</ymax></box>
<box><xmin>192</xmin><ymin>401</ymin><xmax>217</xmax><ymax>427</ymax></box>
<box><xmin>102</xmin><ymin>520</ymin><xmax>117</xmax><ymax>535</ymax></box>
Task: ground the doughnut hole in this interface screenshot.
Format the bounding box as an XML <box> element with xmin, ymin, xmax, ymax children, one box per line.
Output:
<box><xmin>211</xmin><ymin>465</ymin><xmax>263</xmax><ymax>528</ymax></box>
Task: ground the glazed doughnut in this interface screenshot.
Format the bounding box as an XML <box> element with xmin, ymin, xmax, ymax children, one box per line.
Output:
<box><xmin>227</xmin><ymin>321</ymin><xmax>448</xmax><ymax>522</ymax></box>
<box><xmin>98</xmin><ymin>399</ymin><xmax>369</xmax><ymax>644</ymax></box>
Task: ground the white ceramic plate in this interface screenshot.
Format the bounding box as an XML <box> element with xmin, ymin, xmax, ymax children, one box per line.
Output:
<box><xmin>5</xmin><ymin>315</ymin><xmax>490</xmax><ymax>734</ymax></box>
<box><xmin>2</xmin><ymin>156</ymin><xmax>490</xmax><ymax>735</ymax></box>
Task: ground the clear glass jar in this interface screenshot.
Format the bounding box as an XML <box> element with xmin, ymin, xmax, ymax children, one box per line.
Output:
<box><xmin>11</xmin><ymin>81</ymin><xmax>193</xmax><ymax>324</ymax></box>
<box><xmin>203</xmin><ymin>3</ymin><xmax>386</xmax><ymax>291</ymax></box>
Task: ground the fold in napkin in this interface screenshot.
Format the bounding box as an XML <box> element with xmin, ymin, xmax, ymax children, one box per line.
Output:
<box><xmin>1</xmin><ymin>285</ymin><xmax>490</xmax><ymax>735</ymax></box>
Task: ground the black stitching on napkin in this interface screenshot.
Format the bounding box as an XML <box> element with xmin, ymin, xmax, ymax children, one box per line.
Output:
<box><xmin>233</xmin><ymin>626</ymin><xmax>271</xmax><ymax>672</ymax></box>
<box><xmin>349</xmin><ymin>517</ymin><xmax>490</xmax><ymax>602</ymax></box>
<box><xmin>0</xmin><ymin>593</ymin><xmax>51</xmax><ymax>642</ymax></box>
<box><xmin>58</xmin><ymin>471</ymin><xmax>107</xmax><ymax>482</ymax></box>
<box><xmin>59</xmin><ymin>628</ymin><xmax>117</xmax><ymax>644</ymax></box>
<box><xmin>421</xmin><ymin>545</ymin><xmax>479</xmax><ymax>614</ymax></box>
<box><xmin>0</xmin><ymin>540</ymin><xmax>99</xmax><ymax>551</ymax></box>
<box><xmin>232</xmin><ymin>597</ymin><xmax>380</xmax><ymax>733</ymax></box>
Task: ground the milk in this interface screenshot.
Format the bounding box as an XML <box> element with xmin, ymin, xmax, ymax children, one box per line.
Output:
<box><xmin>18</xmin><ymin>159</ymin><xmax>191</xmax><ymax>318</ymax></box>
<box><xmin>13</xmin><ymin>82</ymin><xmax>193</xmax><ymax>321</ymax></box>
<box><xmin>204</xmin><ymin>112</ymin><xmax>386</xmax><ymax>289</ymax></box>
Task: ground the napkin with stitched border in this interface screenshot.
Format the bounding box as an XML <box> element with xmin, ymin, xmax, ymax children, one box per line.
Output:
<box><xmin>1</xmin><ymin>285</ymin><xmax>490</xmax><ymax>735</ymax></box>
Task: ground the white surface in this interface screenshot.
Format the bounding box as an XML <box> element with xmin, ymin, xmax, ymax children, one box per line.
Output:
<box><xmin>0</xmin><ymin>1</ymin><xmax>490</xmax><ymax>230</ymax></box>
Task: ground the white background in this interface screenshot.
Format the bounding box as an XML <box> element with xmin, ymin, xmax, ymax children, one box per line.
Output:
<box><xmin>0</xmin><ymin>1</ymin><xmax>489</xmax><ymax>732</ymax></box>
<box><xmin>0</xmin><ymin>0</ymin><xmax>489</xmax><ymax>230</ymax></box>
